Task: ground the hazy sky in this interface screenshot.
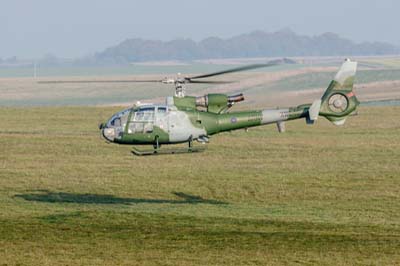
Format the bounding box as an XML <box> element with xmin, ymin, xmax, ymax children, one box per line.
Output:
<box><xmin>1</xmin><ymin>0</ymin><xmax>399</xmax><ymax>58</ymax></box>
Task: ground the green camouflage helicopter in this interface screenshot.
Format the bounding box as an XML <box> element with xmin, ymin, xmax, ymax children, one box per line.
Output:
<box><xmin>43</xmin><ymin>58</ymin><xmax>360</xmax><ymax>155</ymax></box>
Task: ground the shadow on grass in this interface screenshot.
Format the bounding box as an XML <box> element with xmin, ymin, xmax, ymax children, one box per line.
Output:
<box><xmin>14</xmin><ymin>190</ymin><xmax>226</xmax><ymax>205</ymax></box>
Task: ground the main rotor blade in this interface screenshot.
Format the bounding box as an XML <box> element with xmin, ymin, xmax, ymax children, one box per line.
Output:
<box><xmin>188</xmin><ymin>80</ymin><xmax>233</xmax><ymax>84</ymax></box>
<box><xmin>38</xmin><ymin>79</ymin><xmax>162</xmax><ymax>84</ymax></box>
<box><xmin>37</xmin><ymin>58</ymin><xmax>296</xmax><ymax>85</ymax></box>
<box><xmin>359</xmin><ymin>98</ymin><xmax>400</xmax><ymax>104</ymax></box>
<box><xmin>187</xmin><ymin>58</ymin><xmax>296</xmax><ymax>80</ymax></box>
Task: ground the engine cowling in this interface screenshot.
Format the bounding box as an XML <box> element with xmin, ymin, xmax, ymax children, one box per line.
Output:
<box><xmin>173</xmin><ymin>93</ymin><xmax>245</xmax><ymax>113</ymax></box>
<box><xmin>196</xmin><ymin>93</ymin><xmax>245</xmax><ymax>113</ymax></box>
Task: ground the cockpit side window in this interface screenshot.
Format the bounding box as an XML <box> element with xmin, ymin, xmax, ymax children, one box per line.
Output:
<box><xmin>157</xmin><ymin>107</ymin><xmax>167</xmax><ymax>113</ymax></box>
<box><xmin>133</xmin><ymin>107</ymin><xmax>155</xmax><ymax>122</ymax></box>
<box><xmin>139</xmin><ymin>107</ymin><xmax>155</xmax><ymax>112</ymax></box>
<box><xmin>110</xmin><ymin>117</ymin><xmax>121</xmax><ymax>126</ymax></box>
<box><xmin>107</xmin><ymin>108</ymin><xmax>131</xmax><ymax>127</ymax></box>
<box><xmin>128</xmin><ymin>107</ymin><xmax>155</xmax><ymax>134</ymax></box>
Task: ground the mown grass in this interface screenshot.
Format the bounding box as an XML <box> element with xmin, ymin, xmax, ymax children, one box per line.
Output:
<box><xmin>0</xmin><ymin>106</ymin><xmax>399</xmax><ymax>265</ymax></box>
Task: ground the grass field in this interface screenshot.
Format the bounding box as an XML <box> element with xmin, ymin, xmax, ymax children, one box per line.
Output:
<box><xmin>360</xmin><ymin>58</ymin><xmax>400</xmax><ymax>69</ymax></box>
<box><xmin>0</xmin><ymin>63</ymin><xmax>304</xmax><ymax>107</ymax></box>
<box><xmin>0</xmin><ymin>106</ymin><xmax>399</xmax><ymax>265</ymax></box>
<box><xmin>2</xmin><ymin>63</ymin><xmax>400</xmax><ymax>107</ymax></box>
<box><xmin>245</xmin><ymin>69</ymin><xmax>400</xmax><ymax>95</ymax></box>
<box><xmin>0</xmin><ymin>63</ymin><xmax>303</xmax><ymax>78</ymax></box>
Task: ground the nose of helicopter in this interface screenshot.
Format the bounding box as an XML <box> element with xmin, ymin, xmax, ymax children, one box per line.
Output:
<box><xmin>99</xmin><ymin>122</ymin><xmax>115</xmax><ymax>142</ymax></box>
<box><xmin>99</xmin><ymin>122</ymin><xmax>106</xmax><ymax>130</ymax></box>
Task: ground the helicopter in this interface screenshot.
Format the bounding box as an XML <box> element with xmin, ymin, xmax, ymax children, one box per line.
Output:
<box><xmin>41</xmin><ymin>58</ymin><xmax>359</xmax><ymax>155</ymax></box>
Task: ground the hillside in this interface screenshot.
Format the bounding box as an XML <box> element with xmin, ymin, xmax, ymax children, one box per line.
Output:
<box><xmin>90</xmin><ymin>29</ymin><xmax>400</xmax><ymax>64</ymax></box>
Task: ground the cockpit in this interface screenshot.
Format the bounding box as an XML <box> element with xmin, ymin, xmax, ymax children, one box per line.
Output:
<box><xmin>101</xmin><ymin>108</ymin><xmax>131</xmax><ymax>142</ymax></box>
<box><xmin>101</xmin><ymin>106</ymin><xmax>167</xmax><ymax>142</ymax></box>
<box><xmin>107</xmin><ymin>108</ymin><xmax>131</xmax><ymax>128</ymax></box>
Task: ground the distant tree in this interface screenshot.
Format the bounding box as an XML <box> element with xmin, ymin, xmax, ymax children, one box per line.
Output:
<box><xmin>6</xmin><ymin>56</ymin><xmax>17</xmax><ymax>63</ymax></box>
<box><xmin>39</xmin><ymin>54</ymin><xmax>62</xmax><ymax>67</ymax></box>
<box><xmin>87</xmin><ymin>30</ymin><xmax>400</xmax><ymax>65</ymax></box>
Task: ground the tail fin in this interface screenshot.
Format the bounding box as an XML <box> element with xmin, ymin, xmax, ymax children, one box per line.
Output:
<box><xmin>318</xmin><ymin>59</ymin><xmax>360</xmax><ymax>125</ymax></box>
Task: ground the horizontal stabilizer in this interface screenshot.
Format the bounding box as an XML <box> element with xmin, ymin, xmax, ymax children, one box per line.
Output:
<box><xmin>308</xmin><ymin>99</ymin><xmax>321</xmax><ymax>122</ymax></box>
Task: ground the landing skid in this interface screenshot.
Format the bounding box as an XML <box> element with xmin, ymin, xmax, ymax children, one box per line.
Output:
<box><xmin>131</xmin><ymin>138</ymin><xmax>206</xmax><ymax>156</ymax></box>
<box><xmin>131</xmin><ymin>145</ymin><xmax>206</xmax><ymax>156</ymax></box>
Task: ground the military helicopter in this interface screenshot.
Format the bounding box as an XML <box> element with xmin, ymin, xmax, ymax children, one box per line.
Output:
<box><xmin>41</xmin><ymin>58</ymin><xmax>359</xmax><ymax>155</ymax></box>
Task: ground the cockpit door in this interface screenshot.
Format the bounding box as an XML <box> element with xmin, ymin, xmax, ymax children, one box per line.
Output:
<box><xmin>155</xmin><ymin>107</ymin><xmax>169</xmax><ymax>133</ymax></box>
<box><xmin>128</xmin><ymin>107</ymin><xmax>155</xmax><ymax>134</ymax></box>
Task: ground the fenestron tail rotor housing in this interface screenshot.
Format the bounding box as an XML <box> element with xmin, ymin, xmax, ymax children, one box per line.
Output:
<box><xmin>328</xmin><ymin>93</ymin><xmax>349</xmax><ymax>113</ymax></box>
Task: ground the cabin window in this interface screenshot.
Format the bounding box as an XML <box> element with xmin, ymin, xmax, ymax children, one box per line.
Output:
<box><xmin>128</xmin><ymin>107</ymin><xmax>155</xmax><ymax>134</ymax></box>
